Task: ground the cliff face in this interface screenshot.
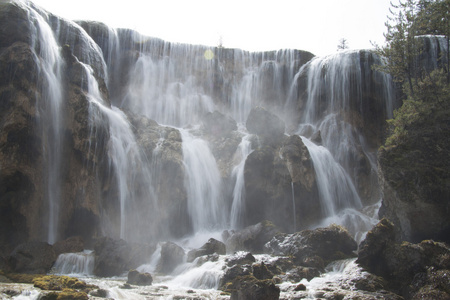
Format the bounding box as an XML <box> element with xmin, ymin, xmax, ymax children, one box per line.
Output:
<box><xmin>4</xmin><ymin>0</ymin><xmax>445</xmax><ymax>255</ymax></box>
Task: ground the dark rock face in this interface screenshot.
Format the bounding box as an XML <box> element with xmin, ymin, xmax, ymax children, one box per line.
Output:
<box><xmin>93</xmin><ymin>237</ymin><xmax>155</xmax><ymax>277</ymax></box>
<box><xmin>265</xmin><ymin>224</ymin><xmax>357</xmax><ymax>268</ymax></box>
<box><xmin>187</xmin><ymin>238</ymin><xmax>226</xmax><ymax>262</ymax></box>
<box><xmin>357</xmin><ymin>219</ymin><xmax>450</xmax><ymax>298</ymax></box>
<box><xmin>127</xmin><ymin>269</ymin><xmax>153</xmax><ymax>286</ymax></box>
<box><xmin>156</xmin><ymin>242</ymin><xmax>185</xmax><ymax>274</ymax></box>
<box><xmin>8</xmin><ymin>241</ymin><xmax>56</xmax><ymax>274</ymax></box>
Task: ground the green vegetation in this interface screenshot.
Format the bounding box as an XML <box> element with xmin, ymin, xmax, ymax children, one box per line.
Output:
<box><xmin>374</xmin><ymin>0</ymin><xmax>450</xmax><ymax>148</ymax></box>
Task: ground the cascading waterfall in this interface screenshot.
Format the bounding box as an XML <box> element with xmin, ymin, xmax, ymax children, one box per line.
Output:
<box><xmin>25</xmin><ymin>2</ymin><xmax>65</xmax><ymax>244</ymax></box>
<box><xmin>52</xmin><ymin>250</ymin><xmax>95</xmax><ymax>276</ymax></box>
<box><xmin>180</xmin><ymin>129</ymin><xmax>226</xmax><ymax>232</ymax></box>
<box><xmin>82</xmin><ymin>62</ymin><xmax>155</xmax><ymax>241</ymax></box>
<box><xmin>230</xmin><ymin>133</ymin><xmax>253</xmax><ymax>229</ymax></box>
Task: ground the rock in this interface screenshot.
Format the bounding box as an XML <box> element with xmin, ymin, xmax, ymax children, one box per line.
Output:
<box><xmin>294</xmin><ymin>283</ymin><xmax>306</xmax><ymax>291</ymax></box>
<box><xmin>52</xmin><ymin>236</ymin><xmax>84</xmax><ymax>256</ymax></box>
<box><xmin>246</xmin><ymin>107</ymin><xmax>285</xmax><ymax>145</ymax></box>
<box><xmin>225</xmin><ymin>252</ymin><xmax>256</xmax><ymax>267</ymax></box>
<box><xmin>93</xmin><ymin>237</ymin><xmax>155</xmax><ymax>277</ymax></box>
<box><xmin>187</xmin><ymin>238</ymin><xmax>226</xmax><ymax>262</ymax></box>
<box><xmin>252</xmin><ymin>262</ymin><xmax>273</xmax><ymax>280</ymax></box>
<box><xmin>357</xmin><ymin>219</ymin><xmax>450</xmax><ymax>297</ymax></box>
<box><xmin>127</xmin><ymin>269</ymin><xmax>153</xmax><ymax>286</ymax></box>
<box><xmin>225</xmin><ymin>221</ymin><xmax>281</xmax><ymax>253</ymax></box>
<box><xmin>8</xmin><ymin>241</ymin><xmax>56</xmax><ymax>274</ymax></box>
<box><xmin>156</xmin><ymin>242</ymin><xmax>185</xmax><ymax>274</ymax></box>
<box><xmin>280</xmin><ymin>266</ymin><xmax>321</xmax><ymax>282</ymax></box>
<box><xmin>228</xmin><ymin>275</ymin><xmax>280</xmax><ymax>300</ymax></box>
<box><xmin>265</xmin><ymin>224</ymin><xmax>357</xmax><ymax>267</ymax></box>
<box><xmin>202</xmin><ymin>111</ymin><xmax>237</xmax><ymax>136</ymax></box>
<box><xmin>220</xmin><ymin>264</ymin><xmax>252</xmax><ymax>290</ymax></box>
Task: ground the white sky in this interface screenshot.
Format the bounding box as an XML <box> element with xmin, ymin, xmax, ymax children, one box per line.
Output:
<box><xmin>32</xmin><ymin>0</ymin><xmax>393</xmax><ymax>57</ymax></box>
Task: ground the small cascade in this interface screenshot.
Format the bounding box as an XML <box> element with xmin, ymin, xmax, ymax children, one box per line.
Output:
<box><xmin>24</xmin><ymin>2</ymin><xmax>65</xmax><ymax>244</ymax></box>
<box><xmin>230</xmin><ymin>133</ymin><xmax>253</xmax><ymax>229</ymax></box>
<box><xmin>180</xmin><ymin>129</ymin><xmax>226</xmax><ymax>232</ymax></box>
<box><xmin>52</xmin><ymin>250</ymin><xmax>95</xmax><ymax>276</ymax></box>
<box><xmin>301</xmin><ymin>136</ymin><xmax>362</xmax><ymax>217</ymax></box>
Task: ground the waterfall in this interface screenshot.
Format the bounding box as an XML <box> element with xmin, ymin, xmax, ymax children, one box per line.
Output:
<box><xmin>53</xmin><ymin>250</ymin><xmax>95</xmax><ymax>276</ymax></box>
<box><xmin>230</xmin><ymin>133</ymin><xmax>253</xmax><ymax>229</ymax></box>
<box><xmin>82</xmin><ymin>63</ymin><xmax>155</xmax><ymax>241</ymax></box>
<box><xmin>180</xmin><ymin>129</ymin><xmax>226</xmax><ymax>232</ymax></box>
<box><xmin>301</xmin><ymin>137</ymin><xmax>362</xmax><ymax>217</ymax></box>
<box><xmin>24</xmin><ymin>2</ymin><xmax>65</xmax><ymax>244</ymax></box>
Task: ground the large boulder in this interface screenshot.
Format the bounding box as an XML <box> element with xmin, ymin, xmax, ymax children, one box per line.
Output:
<box><xmin>8</xmin><ymin>241</ymin><xmax>56</xmax><ymax>274</ymax></box>
<box><xmin>202</xmin><ymin>110</ymin><xmax>237</xmax><ymax>136</ymax></box>
<box><xmin>156</xmin><ymin>242</ymin><xmax>185</xmax><ymax>275</ymax></box>
<box><xmin>228</xmin><ymin>275</ymin><xmax>280</xmax><ymax>300</ymax></box>
<box><xmin>265</xmin><ymin>224</ymin><xmax>357</xmax><ymax>268</ymax></box>
<box><xmin>93</xmin><ymin>237</ymin><xmax>155</xmax><ymax>277</ymax></box>
<box><xmin>357</xmin><ymin>219</ymin><xmax>450</xmax><ymax>298</ymax></box>
<box><xmin>127</xmin><ymin>269</ymin><xmax>152</xmax><ymax>286</ymax></box>
<box><xmin>52</xmin><ymin>236</ymin><xmax>84</xmax><ymax>256</ymax></box>
<box><xmin>187</xmin><ymin>238</ymin><xmax>226</xmax><ymax>262</ymax></box>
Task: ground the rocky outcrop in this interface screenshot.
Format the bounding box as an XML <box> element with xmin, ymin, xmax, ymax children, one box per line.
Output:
<box><xmin>52</xmin><ymin>236</ymin><xmax>84</xmax><ymax>256</ymax></box>
<box><xmin>265</xmin><ymin>224</ymin><xmax>357</xmax><ymax>269</ymax></box>
<box><xmin>187</xmin><ymin>238</ymin><xmax>226</xmax><ymax>262</ymax></box>
<box><xmin>228</xmin><ymin>275</ymin><xmax>280</xmax><ymax>300</ymax></box>
<box><xmin>357</xmin><ymin>219</ymin><xmax>450</xmax><ymax>298</ymax></box>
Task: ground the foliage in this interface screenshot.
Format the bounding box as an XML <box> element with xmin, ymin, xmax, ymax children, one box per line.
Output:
<box><xmin>376</xmin><ymin>0</ymin><xmax>450</xmax><ymax>148</ymax></box>
<box><xmin>337</xmin><ymin>38</ymin><xmax>349</xmax><ymax>51</ymax></box>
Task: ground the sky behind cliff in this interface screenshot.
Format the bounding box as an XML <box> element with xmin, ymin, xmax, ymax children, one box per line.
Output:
<box><xmin>33</xmin><ymin>0</ymin><xmax>393</xmax><ymax>57</ymax></box>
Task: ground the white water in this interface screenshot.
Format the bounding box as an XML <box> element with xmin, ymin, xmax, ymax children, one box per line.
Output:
<box><xmin>24</xmin><ymin>2</ymin><xmax>65</xmax><ymax>244</ymax></box>
<box><xmin>180</xmin><ymin>129</ymin><xmax>226</xmax><ymax>232</ymax></box>
<box><xmin>52</xmin><ymin>250</ymin><xmax>95</xmax><ymax>276</ymax></box>
<box><xmin>301</xmin><ymin>136</ymin><xmax>362</xmax><ymax>217</ymax></box>
<box><xmin>230</xmin><ymin>133</ymin><xmax>253</xmax><ymax>229</ymax></box>
<box><xmin>82</xmin><ymin>62</ymin><xmax>155</xmax><ymax>241</ymax></box>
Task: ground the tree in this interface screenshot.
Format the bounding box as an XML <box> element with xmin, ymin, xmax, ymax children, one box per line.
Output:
<box><xmin>374</xmin><ymin>0</ymin><xmax>449</xmax><ymax>95</ymax></box>
<box><xmin>337</xmin><ymin>38</ymin><xmax>349</xmax><ymax>51</ymax></box>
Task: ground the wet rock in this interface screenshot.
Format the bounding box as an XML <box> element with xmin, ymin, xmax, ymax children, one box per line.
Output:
<box><xmin>127</xmin><ymin>269</ymin><xmax>153</xmax><ymax>286</ymax></box>
<box><xmin>225</xmin><ymin>221</ymin><xmax>281</xmax><ymax>253</ymax></box>
<box><xmin>265</xmin><ymin>224</ymin><xmax>357</xmax><ymax>268</ymax></box>
<box><xmin>156</xmin><ymin>242</ymin><xmax>185</xmax><ymax>274</ymax></box>
<box><xmin>52</xmin><ymin>236</ymin><xmax>84</xmax><ymax>256</ymax></box>
<box><xmin>220</xmin><ymin>264</ymin><xmax>252</xmax><ymax>290</ymax></box>
<box><xmin>281</xmin><ymin>266</ymin><xmax>321</xmax><ymax>282</ymax></box>
<box><xmin>228</xmin><ymin>275</ymin><xmax>280</xmax><ymax>300</ymax></box>
<box><xmin>357</xmin><ymin>219</ymin><xmax>450</xmax><ymax>297</ymax></box>
<box><xmin>8</xmin><ymin>241</ymin><xmax>56</xmax><ymax>274</ymax></box>
<box><xmin>93</xmin><ymin>237</ymin><xmax>155</xmax><ymax>277</ymax></box>
<box><xmin>246</xmin><ymin>106</ymin><xmax>285</xmax><ymax>145</ymax></box>
<box><xmin>252</xmin><ymin>262</ymin><xmax>273</xmax><ymax>280</ymax></box>
<box><xmin>187</xmin><ymin>238</ymin><xmax>226</xmax><ymax>262</ymax></box>
<box><xmin>225</xmin><ymin>252</ymin><xmax>256</xmax><ymax>267</ymax></box>
<box><xmin>294</xmin><ymin>283</ymin><xmax>306</xmax><ymax>291</ymax></box>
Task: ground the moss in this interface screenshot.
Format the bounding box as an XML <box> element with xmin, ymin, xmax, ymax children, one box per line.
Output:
<box><xmin>32</xmin><ymin>275</ymin><xmax>93</xmax><ymax>291</ymax></box>
<box><xmin>40</xmin><ymin>289</ymin><xmax>88</xmax><ymax>300</ymax></box>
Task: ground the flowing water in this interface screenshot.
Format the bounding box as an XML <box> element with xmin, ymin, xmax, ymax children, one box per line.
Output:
<box><xmin>25</xmin><ymin>1</ymin><xmax>65</xmax><ymax>244</ymax></box>
<box><xmin>4</xmin><ymin>2</ymin><xmax>409</xmax><ymax>298</ymax></box>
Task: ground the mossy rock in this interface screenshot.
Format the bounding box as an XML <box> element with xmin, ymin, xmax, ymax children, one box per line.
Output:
<box><xmin>32</xmin><ymin>275</ymin><xmax>92</xmax><ymax>291</ymax></box>
<box><xmin>40</xmin><ymin>289</ymin><xmax>88</xmax><ymax>300</ymax></box>
<box><xmin>3</xmin><ymin>272</ymin><xmax>44</xmax><ymax>283</ymax></box>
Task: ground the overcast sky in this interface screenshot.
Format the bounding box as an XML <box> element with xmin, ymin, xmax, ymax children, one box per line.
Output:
<box><xmin>32</xmin><ymin>0</ymin><xmax>394</xmax><ymax>57</ymax></box>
